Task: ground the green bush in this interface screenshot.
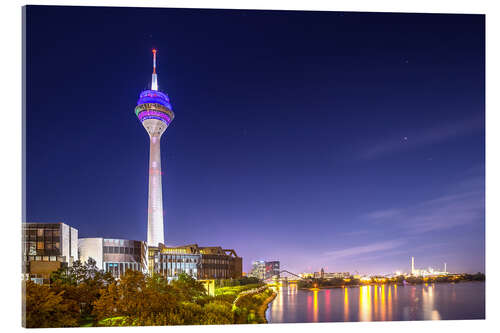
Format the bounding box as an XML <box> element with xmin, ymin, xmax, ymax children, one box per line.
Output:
<box><xmin>202</xmin><ymin>301</ymin><xmax>234</xmax><ymax>325</ymax></box>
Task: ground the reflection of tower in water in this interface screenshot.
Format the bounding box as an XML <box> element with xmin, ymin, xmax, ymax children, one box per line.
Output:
<box><xmin>404</xmin><ymin>286</ymin><xmax>419</xmax><ymax>320</ymax></box>
<box><xmin>422</xmin><ymin>284</ymin><xmax>441</xmax><ymax>320</ymax></box>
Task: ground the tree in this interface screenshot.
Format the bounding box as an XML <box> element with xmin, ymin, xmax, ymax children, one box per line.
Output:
<box><xmin>51</xmin><ymin>258</ymin><xmax>114</xmax><ymax>286</ymax></box>
<box><xmin>170</xmin><ymin>273</ymin><xmax>206</xmax><ymax>302</ymax></box>
<box><xmin>23</xmin><ymin>280</ymin><xmax>80</xmax><ymax>328</ymax></box>
<box><xmin>93</xmin><ymin>270</ymin><xmax>179</xmax><ymax>325</ymax></box>
<box><xmin>49</xmin><ymin>258</ymin><xmax>115</xmax><ymax>319</ymax></box>
<box><xmin>238</xmin><ymin>276</ymin><xmax>260</xmax><ymax>285</ymax></box>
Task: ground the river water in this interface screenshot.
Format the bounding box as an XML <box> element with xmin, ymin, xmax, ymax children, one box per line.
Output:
<box><xmin>266</xmin><ymin>282</ymin><xmax>484</xmax><ymax>323</ymax></box>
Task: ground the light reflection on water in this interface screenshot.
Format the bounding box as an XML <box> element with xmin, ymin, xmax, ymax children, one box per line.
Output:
<box><xmin>343</xmin><ymin>287</ymin><xmax>348</xmax><ymax>321</ymax></box>
<box><xmin>388</xmin><ymin>284</ymin><xmax>392</xmax><ymax>319</ymax></box>
<box><xmin>359</xmin><ymin>285</ymin><xmax>371</xmax><ymax>321</ymax></box>
<box><xmin>266</xmin><ymin>282</ymin><xmax>484</xmax><ymax>323</ymax></box>
<box><xmin>313</xmin><ymin>290</ymin><xmax>318</xmax><ymax>322</ymax></box>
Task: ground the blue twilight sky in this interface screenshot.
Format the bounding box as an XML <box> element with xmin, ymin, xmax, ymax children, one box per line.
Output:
<box><xmin>25</xmin><ymin>6</ymin><xmax>484</xmax><ymax>275</ymax></box>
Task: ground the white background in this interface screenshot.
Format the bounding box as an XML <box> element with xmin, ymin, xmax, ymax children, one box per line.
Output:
<box><xmin>1</xmin><ymin>1</ymin><xmax>498</xmax><ymax>332</ymax></box>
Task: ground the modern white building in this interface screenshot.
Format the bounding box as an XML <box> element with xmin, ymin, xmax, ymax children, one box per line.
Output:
<box><xmin>78</xmin><ymin>237</ymin><xmax>104</xmax><ymax>269</ymax></box>
<box><xmin>78</xmin><ymin>237</ymin><xmax>147</xmax><ymax>278</ymax></box>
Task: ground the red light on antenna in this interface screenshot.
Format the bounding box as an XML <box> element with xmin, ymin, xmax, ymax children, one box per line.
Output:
<box><xmin>152</xmin><ymin>49</ymin><xmax>157</xmax><ymax>53</ymax></box>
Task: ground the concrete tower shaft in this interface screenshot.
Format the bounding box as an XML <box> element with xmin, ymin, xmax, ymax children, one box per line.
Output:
<box><xmin>135</xmin><ymin>50</ymin><xmax>175</xmax><ymax>247</ymax></box>
<box><xmin>147</xmin><ymin>134</ymin><xmax>164</xmax><ymax>247</ymax></box>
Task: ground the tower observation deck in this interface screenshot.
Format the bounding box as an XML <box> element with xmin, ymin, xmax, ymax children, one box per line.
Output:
<box><xmin>135</xmin><ymin>49</ymin><xmax>175</xmax><ymax>247</ymax></box>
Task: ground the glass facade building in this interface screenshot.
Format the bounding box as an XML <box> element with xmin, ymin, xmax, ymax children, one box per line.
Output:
<box><xmin>22</xmin><ymin>222</ymin><xmax>78</xmax><ymax>284</ymax></box>
<box><xmin>250</xmin><ymin>260</ymin><xmax>280</xmax><ymax>280</ymax></box>
<box><xmin>265</xmin><ymin>261</ymin><xmax>280</xmax><ymax>279</ymax></box>
<box><xmin>149</xmin><ymin>244</ymin><xmax>242</xmax><ymax>281</ymax></box>
<box><xmin>250</xmin><ymin>260</ymin><xmax>266</xmax><ymax>280</ymax></box>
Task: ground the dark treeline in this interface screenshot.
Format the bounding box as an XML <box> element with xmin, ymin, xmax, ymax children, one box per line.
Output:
<box><xmin>406</xmin><ymin>273</ymin><xmax>485</xmax><ymax>284</ymax></box>
<box><xmin>297</xmin><ymin>273</ymin><xmax>485</xmax><ymax>289</ymax></box>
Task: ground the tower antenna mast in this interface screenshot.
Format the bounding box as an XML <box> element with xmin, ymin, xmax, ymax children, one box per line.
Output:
<box><xmin>151</xmin><ymin>49</ymin><xmax>158</xmax><ymax>91</ymax></box>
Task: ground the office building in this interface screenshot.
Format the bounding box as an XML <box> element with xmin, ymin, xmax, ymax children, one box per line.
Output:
<box><xmin>250</xmin><ymin>260</ymin><xmax>266</xmax><ymax>280</ymax></box>
<box><xmin>22</xmin><ymin>222</ymin><xmax>78</xmax><ymax>284</ymax></box>
<box><xmin>265</xmin><ymin>260</ymin><xmax>280</xmax><ymax>279</ymax></box>
<box><xmin>78</xmin><ymin>238</ymin><xmax>147</xmax><ymax>278</ymax></box>
<box><xmin>148</xmin><ymin>243</ymin><xmax>242</xmax><ymax>281</ymax></box>
<box><xmin>250</xmin><ymin>260</ymin><xmax>280</xmax><ymax>280</ymax></box>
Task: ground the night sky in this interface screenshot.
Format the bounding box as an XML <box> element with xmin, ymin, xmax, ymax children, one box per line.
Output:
<box><xmin>25</xmin><ymin>6</ymin><xmax>485</xmax><ymax>275</ymax></box>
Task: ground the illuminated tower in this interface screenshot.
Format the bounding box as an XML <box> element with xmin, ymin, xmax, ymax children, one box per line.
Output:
<box><xmin>135</xmin><ymin>49</ymin><xmax>175</xmax><ymax>247</ymax></box>
<box><xmin>411</xmin><ymin>256</ymin><xmax>415</xmax><ymax>275</ymax></box>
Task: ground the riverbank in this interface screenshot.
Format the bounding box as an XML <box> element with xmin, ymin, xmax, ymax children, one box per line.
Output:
<box><xmin>258</xmin><ymin>291</ymin><xmax>277</xmax><ymax>323</ymax></box>
<box><xmin>232</xmin><ymin>285</ymin><xmax>275</xmax><ymax>324</ymax></box>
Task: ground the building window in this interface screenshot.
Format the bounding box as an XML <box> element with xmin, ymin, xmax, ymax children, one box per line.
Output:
<box><xmin>28</xmin><ymin>242</ymin><xmax>36</xmax><ymax>256</ymax></box>
<box><xmin>37</xmin><ymin>242</ymin><xmax>44</xmax><ymax>250</ymax></box>
<box><xmin>37</xmin><ymin>229</ymin><xmax>44</xmax><ymax>237</ymax></box>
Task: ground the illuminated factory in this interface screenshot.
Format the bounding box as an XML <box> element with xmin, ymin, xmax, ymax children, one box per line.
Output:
<box><xmin>409</xmin><ymin>256</ymin><xmax>448</xmax><ymax>277</ymax></box>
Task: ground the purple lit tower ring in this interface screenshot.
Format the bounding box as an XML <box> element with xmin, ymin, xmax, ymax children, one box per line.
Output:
<box><xmin>136</xmin><ymin>49</ymin><xmax>175</xmax><ymax>247</ymax></box>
